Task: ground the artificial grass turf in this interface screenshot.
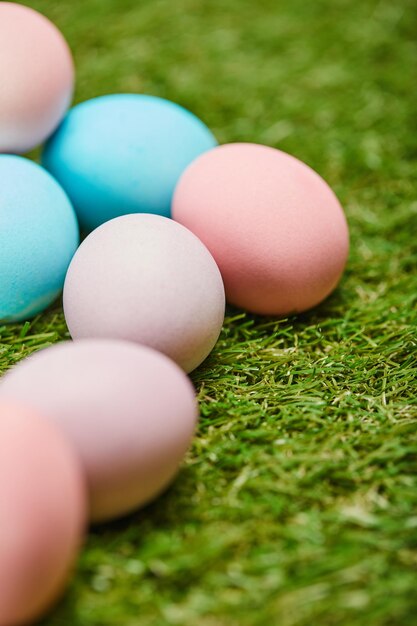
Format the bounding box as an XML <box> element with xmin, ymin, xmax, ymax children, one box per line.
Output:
<box><xmin>1</xmin><ymin>0</ymin><xmax>416</xmax><ymax>623</ymax></box>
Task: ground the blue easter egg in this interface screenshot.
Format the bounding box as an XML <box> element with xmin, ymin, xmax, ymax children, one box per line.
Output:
<box><xmin>42</xmin><ymin>94</ymin><xmax>217</xmax><ymax>232</ymax></box>
<box><xmin>0</xmin><ymin>155</ymin><xmax>79</xmax><ymax>322</ymax></box>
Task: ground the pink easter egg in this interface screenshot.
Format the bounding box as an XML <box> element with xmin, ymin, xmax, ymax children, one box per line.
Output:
<box><xmin>0</xmin><ymin>340</ymin><xmax>198</xmax><ymax>523</ymax></box>
<box><xmin>0</xmin><ymin>3</ymin><xmax>74</xmax><ymax>153</ymax></box>
<box><xmin>172</xmin><ymin>143</ymin><xmax>349</xmax><ymax>315</ymax></box>
<box><xmin>0</xmin><ymin>403</ymin><xmax>86</xmax><ymax>626</ymax></box>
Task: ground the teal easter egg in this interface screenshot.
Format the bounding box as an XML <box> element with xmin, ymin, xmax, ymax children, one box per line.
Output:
<box><xmin>0</xmin><ymin>155</ymin><xmax>79</xmax><ymax>322</ymax></box>
<box><xmin>42</xmin><ymin>94</ymin><xmax>217</xmax><ymax>232</ymax></box>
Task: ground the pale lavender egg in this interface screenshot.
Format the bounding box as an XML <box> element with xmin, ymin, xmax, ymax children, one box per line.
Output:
<box><xmin>0</xmin><ymin>340</ymin><xmax>198</xmax><ymax>523</ymax></box>
<box><xmin>63</xmin><ymin>214</ymin><xmax>226</xmax><ymax>372</ymax></box>
<box><xmin>0</xmin><ymin>3</ymin><xmax>74</xmax><ymax>153</ymax></box>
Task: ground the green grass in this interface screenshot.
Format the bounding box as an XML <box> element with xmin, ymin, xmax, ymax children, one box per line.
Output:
<box><xmin>1</xmin><ymin>0</ymin><xmax>417</xmax><ymax>624</ymax></box>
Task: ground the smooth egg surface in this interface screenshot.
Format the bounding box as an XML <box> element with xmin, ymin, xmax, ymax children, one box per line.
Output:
<box><xmin>0</xmin><ymin>155</ymin><xmax>79</xmax><ymax>323</ymax></box>
<box><xmin>0</xmin><ymin>340</ymin><xmax>198</xmax><ymax>523</ymax></box>
<box><xmin>0</xmin><ymin>402</ymin><xmax>86</xmax><ymax>626</ymax></box>
<box><xmin>172</xmin><ymin>143</ymin><xmax>349</xmax><ymax>315</ymax></box>
<box><xmin>43</xmin><ymin>94</ymin><xmax>217</xmax><ymax>232</ymax></box>
<box><xmin>0</xmin><ymin>2</ymin><xmax>74</xmax><ymax>153</ymax></box>
<box><xmin>63</xmin><ymin>214</ymin><xmax>225</xmax><ymax>372</ymax></box>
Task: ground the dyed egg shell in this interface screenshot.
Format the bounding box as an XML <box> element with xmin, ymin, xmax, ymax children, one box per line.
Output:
<box><xmin>0</xmin><ymin>2</ymin><xmax>74</xmax><ymax>154</ymax></box>
<box><xmin>42</xmin><ymin>94</ymin><xmax>217</xmax><ymax>232</ymax></box>
<box><xmin>0</xmin><ymin>155</ymin><xmax>79</xmax><ymax>322</ymax></box>
<box><xmin>0</xmin><ymin>340</ymin><xmax>198</xmax><ymax>523</ymax></box>
<box><xmin>172</xmin><ymin>143</ymin><xmax>349</xmax><ymax>315</ymax></box>
<box><xmin>63</xmin><ymin>214</ymin><xmax>225</xmax><ymax>372</ymax></box>
<box><xmin>0</xmin><ymin>402</ymin><xmax>86</xmax><ymax>626</ymax></box>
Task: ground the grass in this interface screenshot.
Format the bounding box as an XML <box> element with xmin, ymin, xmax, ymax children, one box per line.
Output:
<box><xmin>1</xmin><ymin>0</ymin><xmax>416</xmax><ymax>624</ymax></box>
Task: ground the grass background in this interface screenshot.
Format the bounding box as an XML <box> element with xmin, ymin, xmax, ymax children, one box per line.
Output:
<box><xmin>1</xmin><ymin>0</ymin><xmax>416</xmax><ymax>624</ymax></box>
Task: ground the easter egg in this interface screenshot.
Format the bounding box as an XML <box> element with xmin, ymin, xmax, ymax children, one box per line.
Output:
<box><xmin>42</xmin><ymin>94</ymin><xmax>217</xmax><ymax>232</ymax></box>
<box><xmin>63</xmin><ymin>214</ymin><xmax>225</xmax><ymax>372</ymax></box>
<box><xmin>0</xmin><ymin>402</ymin><xmax>86</xmax><ymax>626</ymax></box>
<box><xmin>0</xmin><ymin>155</ymin><xmax>79</xmax><ymax>322</ymax></box>
<box><xmin>0</xmin><ymin>340</ymin><xmax>198</xmax><ymax>523</ymax></box>
<box><xmin>172</xmin><ymin>143</ymin><xmax>349</xmax><ymax>315</ymax></box>
<box><xmin>0</xmin><ymin>2</ymin><xmax>74</xmax><ymax>154</ymax></box>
